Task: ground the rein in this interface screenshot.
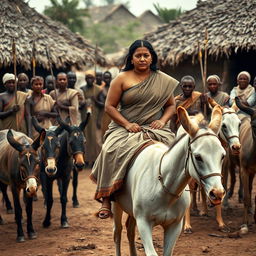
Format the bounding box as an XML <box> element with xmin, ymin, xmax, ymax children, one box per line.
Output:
<box><xmin>158</xmin><ymin>132</ymin><xmax>222</xmax><ymax>197</ymax></box>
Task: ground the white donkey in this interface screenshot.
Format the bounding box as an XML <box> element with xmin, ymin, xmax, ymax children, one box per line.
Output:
<box><xmin>183</xmin><ymin>106</ymin><xmax>241</xmax><ymax>233</ymax></box>
<box><xmin>113</xmin><ymin>105</ymin><xmax>226</xmax><ymax>256</ymax></box>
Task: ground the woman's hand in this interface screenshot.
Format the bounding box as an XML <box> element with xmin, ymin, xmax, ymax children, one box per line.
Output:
<box><xmin>150</xmin><ymin>120</ymin><xmax>165</xmax><ymax>129</ymax></box>
<box><xmin>125</xmin><ymin>123</ymin><xmax>141</xmax><ymax>133</ymax></box>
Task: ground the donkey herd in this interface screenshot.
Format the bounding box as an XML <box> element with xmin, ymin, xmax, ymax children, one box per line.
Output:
<box><xmin>0</xmin><ymin>99</ymin><xmax>256</xmax><ymax>255</ymax></box>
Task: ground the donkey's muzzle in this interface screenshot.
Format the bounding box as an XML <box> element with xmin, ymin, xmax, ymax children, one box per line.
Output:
<box><xmin>209</xmin><ymin>188</ymin><xmax>225</xmax><ymax>206</ymax></box>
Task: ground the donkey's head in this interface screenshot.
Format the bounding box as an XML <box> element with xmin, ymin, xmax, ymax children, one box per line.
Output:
<box><xmin>7</xmin><ymin>129</ymin><xmax>45</xmax><ymax>197</ymax></box>
<box><xmin>219</xmin><ymin>106</ymin><xmax>241</xmax><ymax>155</ymax></box>
<box><xmin>58</xmin><ymin>113</ymin><xmax>90</xmax><ymax>171</ymax></box>
<box><xmin>177</xmin><ymin>105</ymin><xmax>226</xmax><ymax>206</ymax></box>
<box><xmin>32</xmin><ymin>117</ymin><xmax>63</xmax><ymax>177</ymax></box>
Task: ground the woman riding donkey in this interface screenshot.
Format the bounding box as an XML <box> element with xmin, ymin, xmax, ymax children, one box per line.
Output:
<box><xmin>90</xmin><ymin>40</ymin><xmax>179</xmax><ymax>219</ymax></box>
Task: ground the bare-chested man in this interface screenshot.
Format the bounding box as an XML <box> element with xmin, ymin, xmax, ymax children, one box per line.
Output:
<box><xmin>0</xmin><ymin>73</ymin><xmax>29</xmax><ymax>133</ymax></box>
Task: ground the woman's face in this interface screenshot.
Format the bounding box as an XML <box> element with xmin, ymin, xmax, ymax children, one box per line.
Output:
<box><xmin>32</xmin><ymin>79</ymin><xmax>43</xmax><ymax>93</ymax></box>
<box><xmin>237</xmin><ymin>74</ymin><xmax>249</xmax><ymax>89</ymax></box>
<box><xmin>132</xmin><ymin>47</ymin><xmax>152</xmax><ymax>72</ymax></box>
<box><xmin>207</xmin><ymin>78</ymin><xmax>219</xmax><ymax>94</ymax></box>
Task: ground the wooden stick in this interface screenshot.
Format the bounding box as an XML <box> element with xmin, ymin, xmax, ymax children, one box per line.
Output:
<box><xmin>46</xmin><ymin>47</ymin><xmax>58</xmax><ymax>102</ymax></box>
<box><xmin>203</xmin><ymin>28</ymin><xmax>208</xmax><ymax>94</ymax></box>
<box><xmin>12</xmin><ymin>39</ymin><xmax>19</xmax><ymax>129</ymax></box>
<box><xmin>32</xmin><ymin>41</ymin><xmax>36</xmax><ymax>77</ymax></box>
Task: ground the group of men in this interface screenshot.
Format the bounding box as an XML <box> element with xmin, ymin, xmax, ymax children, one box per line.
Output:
<box><xmin>0</xmin><ymin>70</ymin><xmax>112</xmax><ymax>168</ymax></box>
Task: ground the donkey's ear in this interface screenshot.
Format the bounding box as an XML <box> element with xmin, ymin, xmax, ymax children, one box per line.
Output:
<box><xmin>57</xmin><ymin>117</ymin><xmax>72</xmax><ymax>133</ymax></box>
<box><xmin>209</xmin><ymin>105</ymin><xmax>222</xmax><ymax>134</ymax></box>
<box><xmin>235</xmin><ymin>97</ymin><xmax>255</xmax><ymax>116</ymax></box>
<box><xmin>32</xmin><ymin>129</ymin><xmax>46</xmax><ymax>150</ymax></box>
<box><xmin>79</xmin><ymin>112</ymin><xmax>91</xmax><ymax>131</ymax></box>
<box><xmin>177</xmin><ymin>107</ymin><xmax>198</xmax><ymax>137</ymax></box>
<box><xmin>7</xmin><ymin>129</ymin><xmax>23</xmax><ymax>152</ymax></box>
<box><xmin>32</xmin><ymin>116</ymin><xmax>44</xmax><ymax>133</ymax></box>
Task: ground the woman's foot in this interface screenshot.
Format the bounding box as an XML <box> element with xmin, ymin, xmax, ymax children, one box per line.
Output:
<box><xmin>97</xmin><ymin>198</ymin><xmax>112</xmax><ymax>219</ymax></box>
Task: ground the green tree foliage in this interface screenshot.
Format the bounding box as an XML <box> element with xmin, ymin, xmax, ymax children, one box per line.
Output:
<box><xmin>43</xmin><ymin>0</ymin><xmax>88</xmax><ymax>33</ymax></box>
<box><xmin>83</xmin><ymin>21</ymin><xmax>141</xmax><ymax>53</ymax></box>
<box><xmin>101</xmin><ymin>0</ymin><xmax>116</xmax><ymax>4</ymax></box>
<box><xmin>153</xmin><ymin>3</ymin><xmax>183</xmax><ymax>23</ymax></box>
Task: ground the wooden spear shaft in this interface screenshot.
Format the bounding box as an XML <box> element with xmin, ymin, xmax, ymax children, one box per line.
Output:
<box><xmin>203</xmin><ymin>28</ymin><xmax>208</xmax><ymax>94</ymax></box>
<box><xmin>46</xmin><ymin>47</ymin><xmax>58</xmax><ymax>103</ymax></box>
<box><xmin>32</xmin><ymin>41</ymin><xmax>36</xmax><ymax>77</ymax></box>
<box><xmin>12</xmin><ymin>39</ymin><xmax>19</xmax><ymax>129</ymax></box>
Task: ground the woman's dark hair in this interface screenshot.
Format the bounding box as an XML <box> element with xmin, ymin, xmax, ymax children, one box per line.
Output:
<box><xmin>122</xmin><ymin>40</ymin><xmax>158</xmax><ymax>71</ymax></box>
<box><xmin>30</xmin><ymin>76</ymin><xmax>44</xmax><ymax>86</ymax></box>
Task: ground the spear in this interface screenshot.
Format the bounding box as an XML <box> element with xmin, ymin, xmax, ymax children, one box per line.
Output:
<box><xmin>12</xmin><ymin>39</ymin><xmax>19</xmax><ymax>129</ymax></box>
<box><xmin>46</xmin><ymin>47</ymin><xmax>58</xmax><ymax>102</ymax></box>
<box><xmin>203</xmin><ymin>28</ymin><xmax>208</xmax><ymax>94</ymax></box>
<box><xmin>94</xmin><ymin>43</ymin><xmax>98</xmax><ymax>74</ymax></box>
<box><xmin>32</xmin><ymin>41</ymin><xmax>36</xmax><ymax>77</ymax></box>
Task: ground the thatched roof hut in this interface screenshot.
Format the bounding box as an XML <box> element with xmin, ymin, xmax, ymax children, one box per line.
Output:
<box><xmin>144</xmin><ymin>0</ymin><xmax>256</xmax><ymax>91</ymax></box>
<box><xmin>0</xmin><ymin>0</ymin><xmax>106</xmax><ymax>71</ymax></box>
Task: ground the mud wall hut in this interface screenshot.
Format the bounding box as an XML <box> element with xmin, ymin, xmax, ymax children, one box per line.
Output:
<box><xmin>144</xmin><ymin>0</ymin><xmax>256</xmax><ymax>94</ymax></box>
<box><xmin>0</xmin><ymin>0</ymin><xmax>106</xmax><ymax>91</ymax></box>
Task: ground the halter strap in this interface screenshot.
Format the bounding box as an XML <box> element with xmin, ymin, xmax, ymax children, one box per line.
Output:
<box><xmin>158</xmin><ymin>132</ymin><xmax>222</xmax><ymax>197</ymax></box>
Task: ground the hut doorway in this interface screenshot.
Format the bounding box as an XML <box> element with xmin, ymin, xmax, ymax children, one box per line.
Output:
<box><xmin>229</xmin><ymin>50</ymin><xmax>256</xmax><ymax>90</ymax></box>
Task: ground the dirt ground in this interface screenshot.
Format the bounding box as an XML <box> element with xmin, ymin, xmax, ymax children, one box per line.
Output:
<box><xmin>0</xmin><ymin>169</ymin><xmax>256</xmax><ymax>256</ymax></box>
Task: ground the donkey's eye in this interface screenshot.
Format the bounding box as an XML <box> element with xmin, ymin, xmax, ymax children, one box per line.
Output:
<box><xmin>221</xmin><ymin>155</ymin><xmax>225</xmax><ymax>161</ymax></box>
<box><xmin>195</xmin><ymin>155</ymin><xmax>203</xmax><ymax>162</ymax></box>
<box><xmin>222</xmin><ymin>124</ymin><xmax>227</xmax><ymax>130</ymax></box>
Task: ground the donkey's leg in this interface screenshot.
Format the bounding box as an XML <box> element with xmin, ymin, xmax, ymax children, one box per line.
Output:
<box><xmin>238</xmin><ymin>169</ymin><xmax>244</xmax><ymax>203</ymax></box>
<box><xmin>112</xmin><ymin>202</ymin><xmax>123</xmax><ymax>256</ymax></box>
<box><xmin>24</xmin><ymin>191</ymin><xmax>37</xmax><ymax>239</ymax></box>
<box><xmin>215</xmin><ymin>204</ymin><xmax>229</xmax><ymax>232</ymax></box>
<box><xmin>227</xmin><ymin>160</ymin><xmax>236</xmax><ymax>199</ymax></box>
<box><xmin>241</xmin><ymin>169</ymin><xmax>250</xmax><ymax>226</ymax></box>
<box><xmin>60</xmin><ymin>176</ymin><xmax>70</xmax><ymax>228</ymax></box>
<box><xmin>200</xmin><ymin>189</ymin><xmax>209</xmax><ymax>216</ymax></box>
<box><xmin>11</xmin><ymin>186</ymin><xmax>24</xmax><ymax>242</ymax></box>
<box><xmin>126</xmin><ymin>215</ymin><xmax>137</xmax><ymax>256</ymax></box>
<box><xmin>0</xmin><ymin>181</ymin><xmax>13</xmax><ymax>213</ymax></box>
<box><xmin>163</xmin><ymin>220</ymin><xmax>183</xmax><ymax>256</ymax></box>
<box><xmin>43</xmin><ymin>176</ymin><xmax>54</xmax><ymax>228</ymax></box>
<box><xmin>136</xmin><ymin>217</ymin><xmax>157</xmax><ymax>256</ymax></box>
<box><xmin>72</xmin><ymin>167</ymin><xmax>79</xmax><ymax>208</ymax></box>
<box><xmin>183</xmin><ymin>203</ymin><xmax>192</xmax><ymax>234</ymax></box>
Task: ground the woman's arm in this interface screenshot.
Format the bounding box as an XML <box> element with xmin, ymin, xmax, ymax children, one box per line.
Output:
<box><xmin>150</xmin><ymin>95</ymin><xmax>176</xmax><ymax>129</ymax></box>
<box><xmin>105</xmin><ymin>74</ymin><xmax>141</xmax><ymax>132</ymax></box>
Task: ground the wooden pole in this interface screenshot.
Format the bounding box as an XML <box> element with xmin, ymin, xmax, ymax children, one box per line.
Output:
<box><xmin>12</xmin><ymin>39</ymin><xmax>19</xmax><ymax>129</ymax></box>
<box><xmin>46</xmin><ymin>47</ymin><xmax>58</xmax><ymax>102</ymax></box>
<box><xmin>32</xmin><ymin>41</ymin><xmax>36</xmax><ymax>77</ymax></box>
<box><xmin>203</xmin><ymin>28</ymin><xmax>208</xmax><ymax>94</ymax></box>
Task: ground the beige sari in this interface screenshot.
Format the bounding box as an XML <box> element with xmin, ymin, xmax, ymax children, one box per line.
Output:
<box><xmin>50</xmin><ymin>88</ymin><xmax>79</xmax><ymax>125</ymax></box>
<box><xmin>90</xmin><ymin>71</ymin><xmax>179</xmax><ymax>200</ymax></box>
<box><xmin>1</xmin><ymin>91</ymin><xmax>28</xmax><ymax>134</ymax></box>
<box><xmin>31</xmin><ymin>94</ymin><xmax>55</xmax><ymax>138</ymax></box>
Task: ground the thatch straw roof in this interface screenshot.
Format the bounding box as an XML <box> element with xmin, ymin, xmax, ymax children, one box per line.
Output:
<box><xmin>144</xmin><ymin>0</ymin><xmax>256</xmax><ymax>66</ymax></box>
<box><xmin>0</xmin><ymin>0</ymin><xmax>107</xmax><ymax>70</ymax></box>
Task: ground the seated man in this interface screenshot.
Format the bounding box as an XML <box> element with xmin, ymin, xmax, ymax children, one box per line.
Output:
<box><xmin>170</xmin><ymin>75</ymin><xmax>210</xmax><ymax>133</ymax></box>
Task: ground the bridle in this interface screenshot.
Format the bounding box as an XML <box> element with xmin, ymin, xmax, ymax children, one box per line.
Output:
<box><xmin>221</xmin><ymin>111</ymin><xmax>240</xmax><ymax>142</ymax></box>
<box><xmin>18</xmin><ymin>151</ymin><xmax>40</xmax><ymax>184</ymax></box>
<box><xmin>158</xmin><ymin>132</ymin><xmax>222</xmax><ymax>198</ymax></box>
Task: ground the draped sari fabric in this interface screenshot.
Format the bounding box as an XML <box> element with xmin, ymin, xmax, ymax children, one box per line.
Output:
<box><xmin>1</xmin><ymin>91</ymin><xmax>28</xmax><ymax>134</ymax></box>
<box><xmin>90</xmin><ymin>71</ymin><xmax>179</xmax><ymax>200</ymax></box>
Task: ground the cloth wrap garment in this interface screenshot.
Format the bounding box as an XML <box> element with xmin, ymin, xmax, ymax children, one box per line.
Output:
<box><xmin>90</xmin><ymin>71</ymin><xmax>179</xmax><ymax>200</ymax></box>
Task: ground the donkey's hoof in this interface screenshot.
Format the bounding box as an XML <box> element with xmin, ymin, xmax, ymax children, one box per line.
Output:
<box><xmin>7</xmin><ymin>208</ymin><xmax>14</xmax><ymax>214</ymax></box>
<box><xmin>61</xmin><ymin>221</ymin><xmax>69</xmax><ymax>228</ymax></box>
<box><xmin>73</xmin><ymin>201</ymin><xmax>80</xmax><ymax>208</ymax></box>
<box><xmin>184</xmin><ymin>228</ymin><xmax>193</xmax><ymax>234</ymax></box>
<box><xmin>16</xmin><ymin>236</ymin><xmax>25</xmax><ymax>243</ymax></box>
<box><xmin>43</xmin><ymin>220</ymin><xmax>51</xmax><ymax>228</ymax></box>
<box><xmin>28</xmin><ymin>232</ymin><xmax>37</xmax><ymax>239</ymax></box>
<box><xmin>218</xmin><ymin>225</ymin><xmax>230</xmax><ymax>233</ymax></box>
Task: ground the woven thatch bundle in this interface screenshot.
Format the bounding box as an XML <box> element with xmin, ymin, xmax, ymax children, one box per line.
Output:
<box><xmin>144</xmin><ymin>0</ymin><xmax>256</xmax><ymax>66</ymax></box>
<box><xmin>0</xmin><ymin>0</ymin><xmax>106</xmax><ymax>70</ymax></box>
